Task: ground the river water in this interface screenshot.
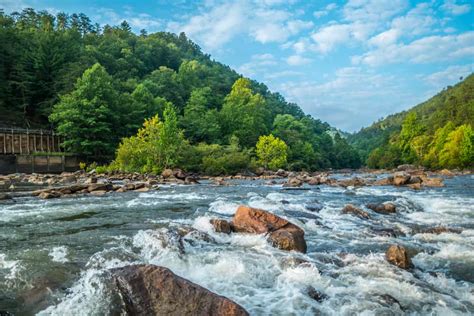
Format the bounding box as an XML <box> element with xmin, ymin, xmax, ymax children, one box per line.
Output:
<box><xmin>1</xmin><ymin>174</ymin><xmax>473</xmax><ymax>315</ymax></box>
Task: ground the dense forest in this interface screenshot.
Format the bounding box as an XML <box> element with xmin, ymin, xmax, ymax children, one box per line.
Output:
<box><xmin>0</xmin><ymin>9</ymin><xmax>361</xmax><ymax>174</ymax></box>
<box><xmin>349</xmin><ymin>74</ymin><xmax>474</xmax><ymax>169</ymax></box>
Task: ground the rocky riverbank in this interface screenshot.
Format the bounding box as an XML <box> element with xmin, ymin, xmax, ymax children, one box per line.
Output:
<box><xmin>0</xmin><ymin>165</ymin><xmax>470</xmax><ymax>201</ymax></box>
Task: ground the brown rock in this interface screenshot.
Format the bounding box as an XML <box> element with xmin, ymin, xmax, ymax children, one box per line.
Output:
<box><xmin>210</xmin><ymin>219</ymin><xmax>232</xmax><ymax>234</ymax></box>
<box><xmin>111</xmin><ymin>264</ymin><xmax>249</xmax><ymax>316</ymax></box>
<box><xmin>232</xmin><ymin>206</ymin><xmax>307</xmax><ymax>253</ymax></box>
<box><xmin>161</xmin><ymin>168</ymin><xmax>173</xmax><ymax>178</ymax></box>
<box><xmin>385</xmin><ymin>245</ymin><xmax>413</xmax><ymax>269</ymax></box>
<box><xmin>366</xmin><ymin>203</ymin><xmax>396</xmax><ymax>214</ymax></box>
<box><xmin>38</xmin><ymin>191</ymin><xmax>61</xmax><ymax>199</ymax></box>
<box><xmin>393</xmin><ymin>172</ymin><xmax>410</xmax><ymax>186</ymax></box>
<box><xmin>173</xmin><ymin>169</ymin><xmax>187</xmax><ymax>180</ymax></box>
<box><xmin>90</xmin><ymin>190</ymin><xmax>107</xmax><ymax>196</ymax></box>
<box><xmin>283</xmin><ymin>177</ymin><xmax>302</xmax><ymax>187</ymax></box>
<box><xmin>408</xmin><ymin>183</ymin><xmax>421</xmax><ymax>190</ymax></box>
<box><xmin>420</xmin><ymin>176</ymin><xmax>444</xmax><ymax>187</ymax></box>
<box><xmin>307</xmin><ymin>177</ymin><xmax>320</xmax><ymax>185</ymax></box>
<box><xmin>87</xmin><ymin>183</ymin><xmax>112</xmax><ymax>192</ymax></box>
<box><xmin>341</xmin><ymin>204</ymin><xmax>370</xmax><ymax>219</ymax></box>
<box><xmin>439</xmin><ymin>169</ymin><xmax>454</xmax><ymax>177</ymax></box>
<box><xmin>134</xmin><ymin>187</ymin><xmax>150</xmax><ymax>192</ymax></box>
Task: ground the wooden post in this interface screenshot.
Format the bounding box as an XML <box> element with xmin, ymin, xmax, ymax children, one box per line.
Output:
<box><xmin>19</xmin><ymin>132</ymin><xmax>22</xmax><ymax>154</ymax></box>
<box><xmin>40</xmin><ymin>130</ymin><xmax>44</xmax><ymax>152</ymax></box>
<box><xmin>52</xmin><ymin>131</ymin><xmax>55</xmax><ymax>152</ymax></box>
<box><xmin>11</xmin><ymin>128</ymin><xmax>14</xmax><ymax>154</ymax></box>
<box><xmin>47</xmin><ymin>133</ymin><xmax>50</xmax><ymax>153</ymax></box>
<box><xmin>3</xmin><ymin>133</ymin><xmax>5</xmax><ymax>154</ymax></box>
<box><xmin>34</xmin><ymin>133</ymin><xmax>37</xmax><ymax>152</ymax></box>
<box><xmin>27</xmin><ymin>129</ymin><xmax>30</xmax><ymax>154</ymax></box>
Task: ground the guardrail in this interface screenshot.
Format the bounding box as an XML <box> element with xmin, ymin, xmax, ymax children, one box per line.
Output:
<box><xmin>0</xmin><ymin>127</ymin><xmax>63</xmax><ymax>154</ymax></box>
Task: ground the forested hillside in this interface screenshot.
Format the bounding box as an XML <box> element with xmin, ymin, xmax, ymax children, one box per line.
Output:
<box><xmin>349</xmin><ymin>74</ymin><xmax>474</xmax><ymax>169</ymax></box>
<box><xmin>0</xmin><ymin>9</ymin><xmax>361</xmax><ymax>173</ymax></box>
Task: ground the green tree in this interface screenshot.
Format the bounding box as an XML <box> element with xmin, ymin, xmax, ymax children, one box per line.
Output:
<box><xmin>220</xmin><ymin>78</ymin><xmax>269</xmax><ymax>147</ymax></box>
<box><xmin>439</xmin><ymin>124</ymin><xmax>473</xmax><ymax>168</ymax></box>
<box><xmin>49</xmin><ymin>63</ymin><xmax>119</xmax><ymax>161</ymax></box>
<box><xmin>113</xmin><ymin>103</ymin><xmax>186</xmax><ymax>173</ymax></box>
<box><xmin>256</xmin><ymin>134</ymin><xmax>288</xmax><ymax>170</ymax></box>
<box><xmin>181</xmin><ymin>87</ymin><xmax>221</xmax><ymax>143</ymax></box>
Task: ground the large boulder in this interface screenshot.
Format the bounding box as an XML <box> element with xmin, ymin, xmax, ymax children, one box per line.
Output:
<box><xmin>420</xmin><ymin>176</ymin><xmax>444</xmax><ymax>187</ymax></box>
<box><xmin>366</xmin><ymin>203</ymin><xmax>396</xmax><ymax>214</ymax></box>
<box><xmin>112</xmin><ymin>265</ymin><xmax>248</xmax><ymax>316</ymax></box>
<box><xmin>341</xmin><ymin>204</ymin><xmax>370</xmax><ymax>219</ymax></box>
<box><xmin>385</xmin><ymin>245</ymin><xmax>413</xmax><ymax>269</ymax></box>
<box><xmin>232</xmin><ymin>206</ymin><xmax>307</xmax><ymax>253</ymax></box>
<box><xmin>173</xmin><ymin>169</ymin><xmax>187</xmax><ymax>180</ymax></box>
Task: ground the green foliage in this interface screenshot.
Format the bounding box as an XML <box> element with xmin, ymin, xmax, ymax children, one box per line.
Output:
<box><xmin>1</xmin><ymin>9</ymin><xmax>365</xmax><ymax>172</ymax></box>
<box><xmin>49</xmin><ymin>63</ymin><xmax>120</xmax><ymax>161</ymax></box>
<box><xmin>113</xmin><ymin>104</ymin><xmax>186</xmax><ymax>173</ymax></box>
<box><xmin>256</xmin><ymin>135</ymin><xmax>288</xmax><ymax>170</ymax></box>
<box><xmin>221</xmin><ymin>78</ymin><xmax>270</xmax><ymax>148</ymax></box>
<box><xmin>353</xmin><ymin>75</ymin><xmax>474</xmax><ymax>169</ymax></box>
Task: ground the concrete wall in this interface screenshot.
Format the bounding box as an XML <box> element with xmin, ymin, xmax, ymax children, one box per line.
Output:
<box><xmin>0</xmin><ymin>155</ymin><xmax>79</xmax><ymax>174</ymax></box>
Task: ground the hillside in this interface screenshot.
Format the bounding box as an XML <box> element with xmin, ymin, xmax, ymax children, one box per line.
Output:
<box><xmin>0</xmin><ymin>9</ymin><xmax>361</xmax><ymax>172</ymax></box>
<box><xmin>349</xmin><ymin>74</ymin><xmax>474</xmax><ymax>169</ymax></box>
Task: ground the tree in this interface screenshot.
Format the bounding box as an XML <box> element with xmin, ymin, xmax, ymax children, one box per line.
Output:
<box><xmin>181</xmin><ymin>87</ymin><xmax>221</xmax><ymax>143</ymax></box>
<box><xmin>113</xmin><ymin>103</ymin><xmax>186</xmax><ymax>173</ymax></box>
<box><xmin>49</xmin><ymin>63</ymin><xmax>119</xmax><ymax>161</ymax></box>
<box><xmin>256</xmin><ymin>135</ymin><xmax>288</xmax><ymax>170</ymax></box>
<box><xmin>220</xmin><ymin>78</ymin><xmax>269</xmax><ymax>147</ymax></box>
<box><xmin>439</xmin><ymin>124</ymin><xmax>473</xmax><ymax>168</ymax></box>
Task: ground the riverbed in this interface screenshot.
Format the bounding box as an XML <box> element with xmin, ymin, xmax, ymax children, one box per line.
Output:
<box><xmin>1</xmin><ymin>174</ymin><xmax>473</xmax><ymax>315</ymax></box>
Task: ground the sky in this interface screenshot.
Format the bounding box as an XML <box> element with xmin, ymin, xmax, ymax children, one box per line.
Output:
<box><xmin>2</xmin><ymin>0</ymin><xmax>473</xmax><ymax>132</ymax></box>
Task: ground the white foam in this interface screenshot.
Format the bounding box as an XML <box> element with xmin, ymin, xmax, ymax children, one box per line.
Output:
<box><xmin>49</xmin><ymin>246</ymin><xmax>69</xmax><ymax>263</ymax></box>
<box><xmin>208</xmin><ymin>199</ymin><xmax>240</xmax><ymax>215</ymax></box>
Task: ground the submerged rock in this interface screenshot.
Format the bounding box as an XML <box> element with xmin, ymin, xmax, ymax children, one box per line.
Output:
<box><xmin>0</xmin><ymin>193</ymin><xmax>12</xmax><ymax>200</ymax></box>
<box><xmin>305</xmin><ymin>286</ymin><xmax>328</xmax><ymax>302</ymax></box>
<box><xmin>111</xmin><ymin>265</ymin><xmax>248</xmax><ymax>316</ymax></box>
<box><xmin>232</xmin><ymin>205</ymin><xmax>307</xmax><ymax>253</ymax></box>
<box><xmin>420</xmin><ymin>226</ymin><xmax>462</xmax><ymax>235</ymax></box>
<box><xmin>366</xmin><ymin>203</ymin><xmax>396</xmax><ymax>214</ymax></box>
<box><xmin>341</xmin><ymin>204</ymin><xmax>370</xmax><ymax>219</ymax></box>
<box><xmin>385</xmin><ymin>244</ymin><xmax>413</xmax><ymax>269</ymax></box>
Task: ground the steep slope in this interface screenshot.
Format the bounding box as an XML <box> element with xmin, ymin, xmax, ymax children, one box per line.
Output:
<box><xmin>349</xmin><ymin>74</ymin><xmax>474</xmax><ymax>168</ymax></box>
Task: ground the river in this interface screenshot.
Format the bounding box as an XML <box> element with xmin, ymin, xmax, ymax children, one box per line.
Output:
<box><xmin>1</xmin><ymin>174</ymin><xmax>473</xmax><ymax>315</ymax></box>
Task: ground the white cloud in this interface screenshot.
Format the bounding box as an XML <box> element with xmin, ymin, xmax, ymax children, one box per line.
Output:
<box><xmin>167</xmin><ymin>1</ymin><xmax>313</xmax><ymax>51</ymax></box>
<box><xmin>286</xmin><ymin>55</ymin><xmax>312</xmax><ymax>66</ymax></box>
<box><xmin>343</xmin><ymin>0</ymin><xmax>409</xmax><ymax>23</ymax></box>
<box><xmin>313</xmin><ymin>2</ymin><xmax>338</xmax><ymax>18</ymax></box>
<box><xmin>237</xmin><ymin>53</ymin><xmax>277</xmax><ymax>77</ymax></box>
<box><xmin>441</xmin><ymin>0</ymin><xmax>471</xmax><ymax>15</ymax></box>
<box><xmin>0</xmin><ymin>0</ymin><xmax>29</xmax><ymax>13</ymax></box>
<box><xmin>95</xmin><ymin>8</ymin><xmax>161</xmax><ymax>31</ymax></box>
<box><xmin>423</xmin><ymin>64</ymin><xmax>473</xmax><ymax>87</ymax></box>
<box><xmin>355</xmin><ymin>32</ymin><xmax>474</xmax><ymax>66</ymax></box>
<box><xmin>311</xmin><ymin>22</ymin><xmax>375</xmax><ymax>53</ymax></box>
<box><xmin>279</xmin><ymin>67</ymin><xmax>420</xmax><ymax>131</ymax></box>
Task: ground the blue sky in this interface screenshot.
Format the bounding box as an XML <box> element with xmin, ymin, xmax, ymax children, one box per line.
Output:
<box><xmin>2</xmin><ymin>0</ymin><xmax>473</xmax><ymax>131</ymax></box>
